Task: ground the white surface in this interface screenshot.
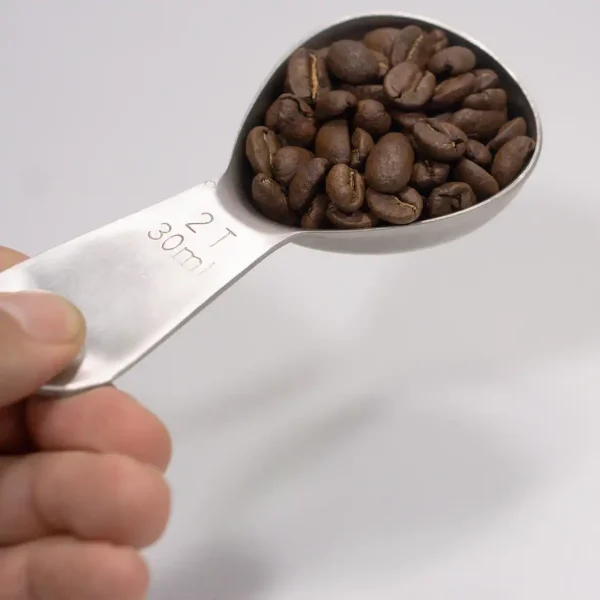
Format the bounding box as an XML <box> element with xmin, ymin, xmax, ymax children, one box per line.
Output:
<box><xmin>1</xmin><ymin>1</ymin><xmax>598</xmax><ymax>598</ymax></box>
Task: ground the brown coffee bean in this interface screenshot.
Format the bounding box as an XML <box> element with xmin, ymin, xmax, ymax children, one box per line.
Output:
<box><xmin>288</xmin><ymin>157</ymin><xmax>330</xmax><ymax>212</ymax></box>
<box><xmin>453</xmin><ymin>158</ymin><xmax>499</xmax><ymax>200</ymax></box>
<box><xmin>326</xmin><ymin>204</ymin><xmax>377</xmax><ymax>228</ymax></box>
<box><xmin>427</xmin><ymin>182</ymin><xmax>477</xmax><ymax>217</ymax></box>
<box><xmin>487</xmin><ymin>117</ymin><xmax>528</xmax><ymax>153</ymax></box>
<box><xmin>301</xmin><ymin>194</ymin><xmax>329</xmax><ymax>229</ymax></box>
<box><xmin>390</xmin><ymin>26</ymin><xmax>433</xmax><ymax>70</ymax></box>
<box><xmin>285</xmin><ymin>48</ymin><xmax>331</xmax><ymax>104</ymax></box>
<box><xmin>363</xmin><ymin>27</ymin><xmax>402</xmax><ymax>58</ymax></box>
<box><xmin>410</xmin><ymin>160</ymin><xmax>450</xmax><ymax>192</ymax></box>
<box><xmin>430</xmin><ymin>73</ymin><xmax>476</xmax><ymax>109</ymax></box>
<box><xmin>340</xmin><ymin>83</ymin><xmax>389</xmax><ymax>105</ymax></box>
<box><xmin>413</xmin><ymin>120</ymin><xmax>467</xmax><ymax>161</ymax></box>
<box><xmin>272</xmin><ymin>146</ymin><xmax>314</xmax><ymax>187</ymax></box>
<box><xmin>366</xmin><ymin>186</ymin><xmax>423</xmax><ymax>225</ymax></box>
<box><xmin>315</xmin><ymin>90</ymin><xmax>357</xmax><ymax>120</ymax></box>
<box><xmin>315</xmin><ymin>119</ymin><xmax>351</xmax><ymax>165</ymax></box>
<box><xmin>354</xmin><ymin>99</ymin><xmax>392</xmax><ymax>138</ymax></box>
<box><xmin>464</xmin><ymin>139</ymin><xmax>492</xmax><ymax>167</ymax></box>
<box><xmin>428</xmin><ymin>46</ymin><xmax>477</xmax><ymax>76</ymax></box>
<box><xmin>430</xmin><ymin>112</ymin><xmax>454</xmax><ymax>123</ymax></box>
<box><xmin>265</xmin><ymin>93</ymin><xmax>317</xmax><ymax>147</ymax></box>
<box><xmin>428</xmin><ymin>29</ymin><xmax>449</xmax><ymax>53</ymax></box>
<box><xmin>350</xmin><ymin>128</ymin><xmax>375</xmax><ymax>170</ymax></box>
<box><xmin>472</xmin><ymin>68</ymin><xmax>500</xmax><ymax>92</ymax></box>
<box><xmin>451</xmin><ymin>108</ymin><xmax>507</xmax><ymax>141</ymax></box>
<box><xmin>463</xmin><ymin>88</ymin><xmax>507</xmax><ymax>110</ymax></box>
<box><xmin>374</xmin><ymin>51</ymin><xmax>390</xmax><ymax>78</ymax></box>
<box><xmin>384</xmin><ymin>62</ymin><xmax>435</xmax><ymax>110</ymax></box>
<box><xmin>491</xmin><ymin>135</ymin><xmax>536</xmax><ymax>188</ymax></box>
<box><xmin>326</xmin><ymin>164</ymin><xmax>365</xmax><ymax>213</ymax></box>
<box><xmin>326</xmin><ymin>40</ymin><xmax>380</xmax><ymax>84</ymax></box>
<box><xmin>251</xmin><ymin>174</ymin><xmax>296</xmax><ymax>225</ymax></box>
<box><xmin>245</xmin><ymin>126</ymin><xmax>281</xmax><ymax>176</ymax></box>
<box><xmin>390</xmin><ymin>110</ymin><xmax>427</xmax><ymax>131</ymax></box>
<box><xmin>364</xmin><ymin>132</ymin><xmax>415</xmax><ymax>193</ymax></box>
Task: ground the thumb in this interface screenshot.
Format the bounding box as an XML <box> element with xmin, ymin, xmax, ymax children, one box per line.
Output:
<box><xmin>0</xmin><ymin>291</ymin><xmax>85</xmax><ymax>406</ymax></box>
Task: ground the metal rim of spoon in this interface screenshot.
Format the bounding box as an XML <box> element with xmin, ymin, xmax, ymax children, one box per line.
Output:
<box><xmin>0</xmin><ymin>12</ymin><xmax>543</xmax><ymax>397</ymax></box>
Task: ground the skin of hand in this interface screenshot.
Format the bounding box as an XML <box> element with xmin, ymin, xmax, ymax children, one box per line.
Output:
<box><xmin>0</xmin><ymin>246</ymin><xmax>172</xmax><ymax>600</ymax></box>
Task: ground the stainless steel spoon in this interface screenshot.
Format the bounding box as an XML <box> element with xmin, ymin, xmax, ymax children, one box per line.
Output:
<box><xmin>0</xmin><ymin>13</ymin><xmax>542</xmax><ymax>396</ymax></box>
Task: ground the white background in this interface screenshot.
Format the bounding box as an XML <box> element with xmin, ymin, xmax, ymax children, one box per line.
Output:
<box><xmin>1</xmin><ymin>1</ymin><xmax>598</xmax><ymax>598</ymax></box>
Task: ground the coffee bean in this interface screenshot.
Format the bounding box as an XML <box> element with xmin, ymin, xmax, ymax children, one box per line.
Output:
<box><xmin>315</xmin><ymin>47</ymin><xmax>330</xmax><ymax>60</ymax></box>
<box><xmin>451</xmin><ymin>108</ymin><xmax>507</xmax><ymax>141</ymax></box>
<box><xmin>472</xmin><ymin>68</ymin><xmax>500</xmax><ymax>92</ymax></box>
<box><xmin>301</xmin><ymin>193</ymin><xmax>329</xmax><ymax>229</ymax></box>
<box><xmin>354</xmin><ymin>99</ymin><xmax>392</xmax><ymax>138</ymax></box>
<box><xmin>431</xmin><ymin>112</ymin><xmax>454</xmax><ymax>123</ymax></box>
<box><xmin>464</xmin><ymin>139</ymin><xmax>492</xmax><ymax>167</ymax></box>
<box><xmin>326</xmin><ymin>40</ymin><xmax>380</xmax><ymax>84</ymax></box>
<box><xmin>315</xmin><ymin>119</ymin><xmax>351</xmax><ymax>165</ymax></box>
<box><xmin>491</xmin><ymin>135</ymin><xmax>536</xmax><ymax>188</ymax></box>
<box><xmin>315</xmin><ymin>89</ymin><xmax>357</xmax><ymax>120</ymax></box>
<box><xmin>487</xmin><ymin>116</ymin><xmax>527</xmax><ymax>153</ymax></box>
<box><xmin>326</xmin><ymin>164</ymin><xmax>366</xmax><ymax>213</ymax></box>
<box><xmin>350</xmin><ymin>128</ymin><xmax>375</xmax><ymax>170</ymax></box>
<box><xmin>384</xmin><ymin>62</ymin><xmax>436</xmax><ymax>109</ymax></box>
<box><xmin>410</xmin><ymin>160</ymin><xmax>450</xmax><ymax>192</ymax></box>
<box><xmin>428</xmin><ymin>29</ymin><xmax>449</xmax><ymax>53</ymax></box>
<box><xmin>374</xmin><ymin>51</ymin><xmax>390</xmax><ymax>78</ymax></box>
<box><xmin>428</xmin><ymin>46</ymin><xmax>477</xmax><ymax>75</ymax></box>
<box><xmin>265</xmin><ymin>93</ymin><xmax>317</xmax><ymax>147</ymax></box>
<box><xmin>326</xmin><ymin>204</ymin><xmax>377</xmax><ymax>228</ymax></box>
<box><xmin>272</xmin><ymin>146</ymin><xmax>314</xmax><ymax>186</ymax></box>
<box><xmin>427</xmin><ymin>182</ymin><xmax>477</xmax><ymax>217</ymax></box>
<box><xmin>288</xmin><ymin>157</ymin><xmax>330</xmax><ymax>212</ymax></box>
<box><xmin>366</xmin><ymin>186</ymin><xmax>423</xmax><ymax>224</ymax></box>
<box><xmin>363</xmin><ymin>27</ymin><xmax>402</xmax><ymax>58</ymax></box>
<box><xmin>285</xmin><ymin>48</ymin><xmax>331</xmax><ymax>104</ymax></box>
<box><xmin>463</xmin><ymin>88</ymin><xmax>507</xmax><ymax>111</ymax></box>
<box><xmin>365</xmin><ymin>132</ymin><xmax>415</xmax><ymax>193</ymax></box>
<box><xmin>245</xmin><ymin>126</ymin><xmax>281</xmax><ymax>176</ymax></box>
<box><xmin>390</xmin><ymin>110</ymin><xmax>427</xmax><ymax>131</ymax></box>
<box><xmin>453</xmin><ymin>158</ymin><xmax>499</xmax><ymax>200</ymax></box>
<box><xmin>430</xmin><ymin>73</ymin><xmax>476</xmax><ymax>109</ymax></box>
<box><xmin>341</xmin><ymin>83</ymin><xmax>389</xmax><ymax>105</ymax></box>
<box><xmin>413</xmin><ymin>120</ymin><xmax>467</xmax><ymax>161</ymax></box>
<box><xmin>390</xmin><ymin>26</ymin><xmax>433</xmax><ymax>70</ymax></box>
<box><xmin>251</xmin><ymin>174</ymin><xmax>296</xmax><ymax>225</ymax></box>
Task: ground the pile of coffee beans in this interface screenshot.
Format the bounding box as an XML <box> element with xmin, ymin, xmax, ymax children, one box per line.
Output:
<box><xmin>246</xmin><ymin>23</ymin><xmax>536</xmax><ymax>229</ymax></box>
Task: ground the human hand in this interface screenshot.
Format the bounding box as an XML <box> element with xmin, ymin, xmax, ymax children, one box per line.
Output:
<box><xmin>0</xmin><ymin>247</ymin><xmax>172</xmax><ymax>599</ymax></box>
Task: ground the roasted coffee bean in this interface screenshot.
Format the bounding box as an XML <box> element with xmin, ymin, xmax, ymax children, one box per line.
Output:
<box><xmin>326</xmin><ymin>205</ymin><xmax>377</xmax><ymax>228</ymax></box>
<box><xmin>451</xmin><ymin>108</ymin><xmax>507</xmax><ymax>141</ymax></box>
<box><xmin>265</xmin><ymin>94</ymin><xmax>317</xmax><ymax>147</ymax></box>
<box><xmin>410</xmin><ymin>160</ymin><xmax>450</xmax><ymax>192</ymax></box>
<box><xmin>453</xmin><ymin>158</ymin><xmax>499</xmax><ymax>200</ymax></box>
<box><xmin>285</xmin><ymin>48</ymin><xmax>331</xmax><ymax>104</ymax></box>
<box><xmin>384</xmin><ymin>62</ymin><xmax>435</xmax><ymax>109</ymax></box>
<box><xmin>363</xmin><ymin>27</ymin><xmax>402</xmax><ymax>58</ymax></box>
<box><xmin>288</xmin><ymin>157</ymin><xmax>330</xmax><ymax>212</ymax></box>
<box><xmin>350</xmin><ymin>128</ymin><xmax>375</xmax><ymax>170</ymax></box>
<box><xmin>428</xmin><ymin>29</ymin><xmax>449</xmax><ymax>53</ymax></box>
<box><xmin>365</xmin><ymin>132</ymin><xmax>415</xmax><ymax>193</ymax></box>
<box><xmin>272</xmin><ymin>146</ymin><xmax>314</xmax><ymax>186</ymax></box>
<box><xmin>245</xmin><ymin>126</ymin><xmax>281</xmax><ymax>176</ymax></box>
<box><xmin>366</xmin><ymin>186</ymin><xmax>423</xmax><ymax>224</ymax></box>
<box><xmin>326</xmin><ymin>40</ymin><xmax>380</xmax><ymax>84</ymax></box>
<box><xmin>251</xmin><ymin>174</ymin><xmax>296</xmax><ymax>225</ymax></box>
<box><xmin>326</xmin><ymin>164</ymin><xmax>366</xmax><ymax>213</ymax></box>
<box><xmin>472</xmin><ymin>68</ymin><xmax>500</xmax><ymax>92</ymax></box>
<box><xmin>301</xmin><ymin>193</ymin><xmax>329</xmax><ymax>229</ymax></box>
<box><xmin>391</xmin><ymin>110</ymin><xmax>427</xmax><ymax>131</ymax></box>
<box><xmin>354</xmin><ymin>99</ymin><xmax>392</xmax><ymax>137</ymax></box>
<box><xmin>428</xmin><ymin>46</ymin><xmax>477</xmax><ymax>75</ymax></box>
<box><xmin>340</xmin><ymin>83</ymin><xmax>389</xmax><ymax>105</ymax></box>
<box><xmin>374</xmin><ymin>51</ymin><xmax>390</xmax><ymax>78</ymax></box>
<box><xmin>413</xmin><ymin>120</ymin><xmax>467</xmax><ymax>161</ymax></box>
<box><xmin>315</xmin><ymin>119</ymin><xmax>351</xmax><ymax>165</ymax></box>
<box><xmin>430</xmin><ymin>73</ymin><xmax>476</xmax><ymax>109</ymax></box>
<box><xmin>491</xmin><ymin>136</ymin><xmax>536</xmax><ymax>188</ymax></box>
<box><xmin>315</xmin><ymin>89</ymin><xmax>357</xmax><ymax>120</ymax></box>
<box><xmin>390</xmin><ymin>26</ymin><xmax>433</xmax><ymax>70</ymax></box>
<box><xmin>463</xmin><ymin>88</ymin><xmax>507</xmax><ymax>110</ymax></box>
<box><xmin>431</xmin><ymin>112</ymin><xmax>454</xmax><ymax>123</ymax></box>
<box><xmin>487</xmin><ymin>117</ymin><xmax>527</xmax><ymax>153</ymax></box>
<box><xmin>427</xmin><ymin>182</ymin><xmax>477</xmax><ymax>217</ymax></box>
<box><xmin>315</xmin><ymin>47</ymin><xmax>330</xmax><ymax>60</ymax></box>
<box><xmin>464</xmin><ymin>139</ymin><xmax>492</xmax><ymax>167</ymax></box>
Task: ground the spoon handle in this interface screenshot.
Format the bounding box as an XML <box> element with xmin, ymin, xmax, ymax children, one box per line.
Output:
<box><xmin>0</xmin><ymin>180</ymin><xmax>293</xmax><ymax>396</ymax></box>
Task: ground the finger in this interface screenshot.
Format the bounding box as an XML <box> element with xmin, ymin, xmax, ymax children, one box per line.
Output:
<box><xmin>0</xmin><ymin>536</ymin><xmax>149</xmax><ymax>600</ymax></box>
<box><xmin>0</xmin><ymin>291</ymin><xmax>86</xmax><ymax>406</ymax></box>
<box><xmin>0</xmin><ymin>246</ymin><xmax>29</xmax><ymax>270</ymax></box>
<box><xmin>27</xmin><ymin>387</ymin><xmax>172</xmax><ymax>471</ymax></box>
<box><xmin>0</xmin><ymin>451</ymin><xmax>170</xmax><ymax>547</ymax></box>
